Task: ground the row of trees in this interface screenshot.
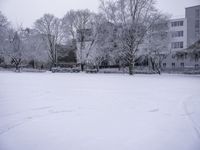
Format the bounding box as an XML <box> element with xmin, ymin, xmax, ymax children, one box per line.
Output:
<box><xmin>0</xmin><ymin>0</ymin><xmax>170</xmax><ymax>74</ymax></box>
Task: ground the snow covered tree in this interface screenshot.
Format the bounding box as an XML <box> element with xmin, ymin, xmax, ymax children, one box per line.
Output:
<box><xmin>0</xmin><ymin>11</ymin><xmax>10</xmax><ymax>63</ymax></box>
<box><xmin>74</xmin><ymin>10</ymin><xmax>93</xmax><ymax>71</ymax></box>
<box><xmin>5</xmin><ymin>30</ymin><xmax>25</xmax><ymax>71</ymax></box>
<box><xmin>62</xmin><ymin>10</ymin><xmax>116</xmax><ymax>70</ymax></box>
<box><xmin>34</xmin><ymin>14</ymin><xmax>64</xmax><ymax>69</ymax></box>
<box><xmin>0</xmin><ymin>11</ymin><xmax>9</xmax><ymax>41</ymax></box>
<box><xmin>62</xmin><ymin>10</ymin><xmax>78</xmax><ymax>40</ymax></box>
<box><xmin>89</xmin><ymin>19</ymin><xmax>120</xmax><ymax>68</ymax></box>
<box><xmin>100</xmin><ymin>0</ymin><xmax>165</xmax><ymax>75</ymax></box>
<box><xmin>146</xmin><ymin>16</ymin><xmax>170</xmax><ymax>74</ymax></box>
<box><xmin>22</xmin><ymin>28</ymin><xmax>49</xmax><ymax>68</ymax></box>
<box><xmin>62</xmin><ymin>9</ymin><xmax>95</xmax><ymax>71</ymax></box>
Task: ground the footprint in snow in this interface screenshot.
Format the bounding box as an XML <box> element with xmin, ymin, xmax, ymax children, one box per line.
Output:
<box><xmin>148</xmin><ymin>108</ymin><xmax>159</xmax><ymax>112</ymax></box>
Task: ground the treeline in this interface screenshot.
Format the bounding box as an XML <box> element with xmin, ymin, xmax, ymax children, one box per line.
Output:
<box><xmin>0</xmin><ymin>0</ymin><xmax>170</xmax><ymax>74</ymax></box>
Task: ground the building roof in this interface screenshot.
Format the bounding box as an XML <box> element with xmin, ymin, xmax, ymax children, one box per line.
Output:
<box><xmin>187</xmin><ymin>40</ymin><xmax>200</xmax><ymax>52</ymax></box>
<box><xmin>185</xmin><ymin>5</ymin><xmax>200</xmax><ymax>9</ymax></box>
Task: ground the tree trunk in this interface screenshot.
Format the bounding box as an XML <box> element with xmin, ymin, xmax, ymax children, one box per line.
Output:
<box><xmin>49</xmin><ymin>62</ymin><xmax>55</xmax><ymax>71</ymax></box>
<box><xmin>149</xmin><ymin>58</ymin><xmax>155</xmax><ymax>71</ymax></box>
<box><xmin>128</xmin><ymin>63</ymin><xmax>134</xmax><ymax>75</ymax></box>
<box><xmin>155</xmin><ymin>62</ymin><xmax>161</xmax><ymax>75</ymax></box>
<box><xmin>155</xmin><ymin>64</ymin><xmax>161</xmax><ymax>75</ymax></box>
<box><xmin>96</xmin><ymin>65</ymin><xmax>99</xmax><ymax>72</ymax></box>
<box><xmin>15</xmin><ymin>63</ymin><xmax>20</xmax><ymax>72</ymax></box>
<box><xmin>81</xmin><ymin>63</ymin><xmax>84</xmax><ymax>72</ymax></box>
<box><xmin>32</xmin><ymin>60</ymin><xmax>35</xmax><ymax>69</ymax></box>
<box><xmin>14</xmin><ymin>59</ymin><xmax>21</xmax><ymax>72</ymax></box>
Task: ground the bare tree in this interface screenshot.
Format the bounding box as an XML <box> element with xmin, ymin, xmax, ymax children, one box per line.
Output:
<box><xmin>5</xmin><ymin>30</ymin><xmax>25</xmax><ymax>71</ymax></box>
<box><xmin>146</xmin><ymin>16</ymin><xmax>170</xmax><ymax>74</ymax></box>
<box><xmin>75</xmin><ymin>12</ymin><xmax>117</xmax><ymax>70</ymax></box>
<box><xmin>22</xmin><ymin>28</ymin><xmax>49</xmax><ymax>68</ymax></box>
<box><xmin>90</xmin><ymin>20</ymin><xmax>119</xmax><ymax>68</ymax></box>
<box><xmin>75</xmin><ymin>10</ymin><xmax>93</xmax><ymax>71</ymax></box>
<box><xmin>0</xmin><ymin>17</ymin><xmax>32</xmax><ymax>70</ymax></box>
<box><xmin>34</xmin><ymin>14</ymin><xmax>64</xmax><ymax>69</ymax></box>
<box><xmin>62</xmin><ymin>10</ymin><xmax>111</xmax><ymax>71</ymax></box>
<box><xmin>62</xmin><ymin>10</ymin><xmax>77</xmax><ymax>40</ymax></box>
<box><xmin>0</xmin><ymin>11</ymin><xmax>10</xmax><ymax>62</ymax></box>
<box><xmin>100</xmin><ymin>0</ymin><xmax>163</xmax><ymax>75</ymax></box>
<box><xmin>63</xmin><ymin>9</ymin><xmax>94</xmax><ymax>71</ymax></box>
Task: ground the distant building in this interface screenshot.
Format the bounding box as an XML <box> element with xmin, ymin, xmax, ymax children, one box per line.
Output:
<box><xmin>162</xmin><ymin>5</ymin><xmax>200</xmax><ymax>70</ymax></box>
<box><xmin>186</xmin><ymin>5</ymin><xmax>200</xmax><ymax>47</ymax></box>
<box><xmin>169</xmin><ymin>18</ymin><xmax>187</xmax><ymax>51</ymax></box>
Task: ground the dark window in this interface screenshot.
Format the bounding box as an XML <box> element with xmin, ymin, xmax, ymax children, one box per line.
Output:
<box><xmin>180</xmin><ymin>42</ymin><xmax>183</xmax><ymax>48</ymax></box>
<box><xmin>195</xmin><ymin>20</ymin><xmax>200</xmax><ymax>28</ymax></box>
<box><xmin>171</xmin><ymin>21</ymin><xmax>184</xmax><ymax>27</ymax></box>
<box><xmin>163</xmin><ymin>63</ymin><xmax>166</xmax><ymax>68</ymax></box>
<box><xmin>172</xmin><ymin>31</ymin><xmax>184</xmax><ymax>38</ymax></box>
<box><xmin>196</xmin><ymin>9</ymin><xmax>200</xmax><ymax>18</ymax></box>
<box><xmin>172</xmin><ymin>63</ymin><xmax>175</xmax><ymax>68</ymax></box>
<box><xmin>178</xmin><ymin>54</ymin><xmax>184</xmax><ymax>60</ymax></box>
<box><xmin>185</xmin><ymin>53</ymin><xmax>188</xmax><ymax>59</ymax></box>
<box><xmin>195</xmin><ymin>55</ymin><xmax>199</xmax><ymax>62</ymax></box>
<box><xmin>179</xmin><ymin>31</ymin><xmax>184</xmax><ymax>37</ymax></box>
<box><xmin>195</xmin><ymin>64</ymin><xmax>199</xmax><ymax>69</ymax></box>
<box><xmin>180</xmin><ymin>63</ymin><xmax>184</xmax><ymax>68</ymax></box>
<box><xmin>171</xmin><ymin>22</ymin><xmax>175</xmax><ymax>27</ymax></box>
<box><xmin>171</xmin><ymin>42</ymin><xmax>184</xmax><ymax>49</ymax></box>
<box><xmin>195</xmin><ymin>25</ymin><xmax>200</xmax><ymax>38</ymax></box>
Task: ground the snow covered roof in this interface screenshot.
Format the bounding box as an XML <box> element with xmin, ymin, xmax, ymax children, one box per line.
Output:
<box><xmin>187</xmin><ymin>40</ymin><xmax>200</xmax><ymax>52</ymax></box>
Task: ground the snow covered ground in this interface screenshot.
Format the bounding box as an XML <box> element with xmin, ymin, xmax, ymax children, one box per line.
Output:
<box><xmin>0</xmin><ymin>72</ymin><xmax>200</xmax><ymax>150</ymax></box>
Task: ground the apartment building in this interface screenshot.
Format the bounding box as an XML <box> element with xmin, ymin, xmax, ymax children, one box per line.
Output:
<box><xmin>169</xmin><ymin>18</ymin><xmax>187</xmax><ymax>51</ymax></box>
<box><xmin>162</xmin><ymin>5</ymin><xmax>200</xmax><ymax>70</ymax></box>
<box><xmin>186</xmin><ymin>5</ymin><xmax>200</xmax><ymax>47</ymax></box>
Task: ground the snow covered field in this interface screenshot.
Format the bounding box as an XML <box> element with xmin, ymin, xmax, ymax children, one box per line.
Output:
<box><xmin>0</xmin><ymin>72</ymin><xmax>200</xmax><ymax>150</ymax></box>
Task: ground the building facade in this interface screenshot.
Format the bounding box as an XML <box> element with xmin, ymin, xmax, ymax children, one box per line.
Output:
<box><xmin>162</xmin><ymin>5</ymin><xmax>200</xmax><ymax>70</ymax></box>
<box><xmin>186</xmin><ymin>5</ymin><xmax>200</xmax><ymax>47</ymax></box>
<box><xmin>169</xmin><ymin>18</ymin><xmax>187</xmax><ymax>51</ymax></box>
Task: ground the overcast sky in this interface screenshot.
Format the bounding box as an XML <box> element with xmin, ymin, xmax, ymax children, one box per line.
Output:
<box><xmin>0</xmin><ymin>0</ymin><xmax>199</xmax><ymax>28</ymax></box>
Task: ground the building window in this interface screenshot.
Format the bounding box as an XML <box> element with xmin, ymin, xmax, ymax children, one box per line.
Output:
<box><xmin>172</xmin><ymin>54</ymin><xmax>176</xmax><ymax>59</ymax></box>
<box><xmin>195</xmin><ymin>20</ymin><xmax>200</xmax><ymax>29</ymax></box>
<box><xmin>196</xmin><ymin>29</ymin><xmax>200</xmax><ymax>37</ymax></box>
<box><xmin>180</xmin><ymin>42</ymin><xmax>183</xmax><ymax>48</ymax></box>
<box><xmin>196</xmin><ymin>9</ymin><xmax>200</xmax><ymax>18</ymax></box>
<box><xmin>171</xmin><ymin>31</ymin><xmax>184</xmax><ymax>38</ymax></box>
<box><xmin>163</xmin><ymin>63</ymin><xmax>166</xmax><ymax>68</ymax></box>
<box><xmin>171</xmin><ymin>42</ymin><xmax>184</xmax><ymax>49</ymax></box>
<box><xmin>177</xmin><ymin>54</ymin><xmax>184</xmax><ymax>60</ymax></box>
<box><xmin>195</xmin><ymin>64</ymin><xmax>199</xmax><ymax>69</ymax></box>
<box><xmin>195</xmin><ymin>54</ymin><xmax>199</xmax><ymax>62</ymax></box>
<box><xmin>172</xmin><ymin>63</ymin><xmax>175</xmax><ymax>68</ymax></box>
<box><xmin>180</xmin><ymin>21</ymin><xmax>183</xmax><ymax>26</ymax></box>
<box><xmin>171</xmin><ymin>22</ymin><xmax>175</xmax><ymax>27</ymax></box>
<box><xmin>184</xmin><ymin>53</ymin><xmax>188</xmax><ymax>59</ymax></box>
<box><xmin>179</xmin><ymin>31</ymin><xmax>184</xmax><ymax>37</ymax></box>
<box><xmin>180</xmin><ymin>63</ymin><xmax>184</xmax><ymax>68</ymax></box>
<box><xmin>171</xmin><ymin>21</ymin><xmax>184</xmax><ymax>27</ymax></box>
<box><xmin>195</xmin><ymin>20</ymin><xmax>200</xmax><ymax>39</ymax></box>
